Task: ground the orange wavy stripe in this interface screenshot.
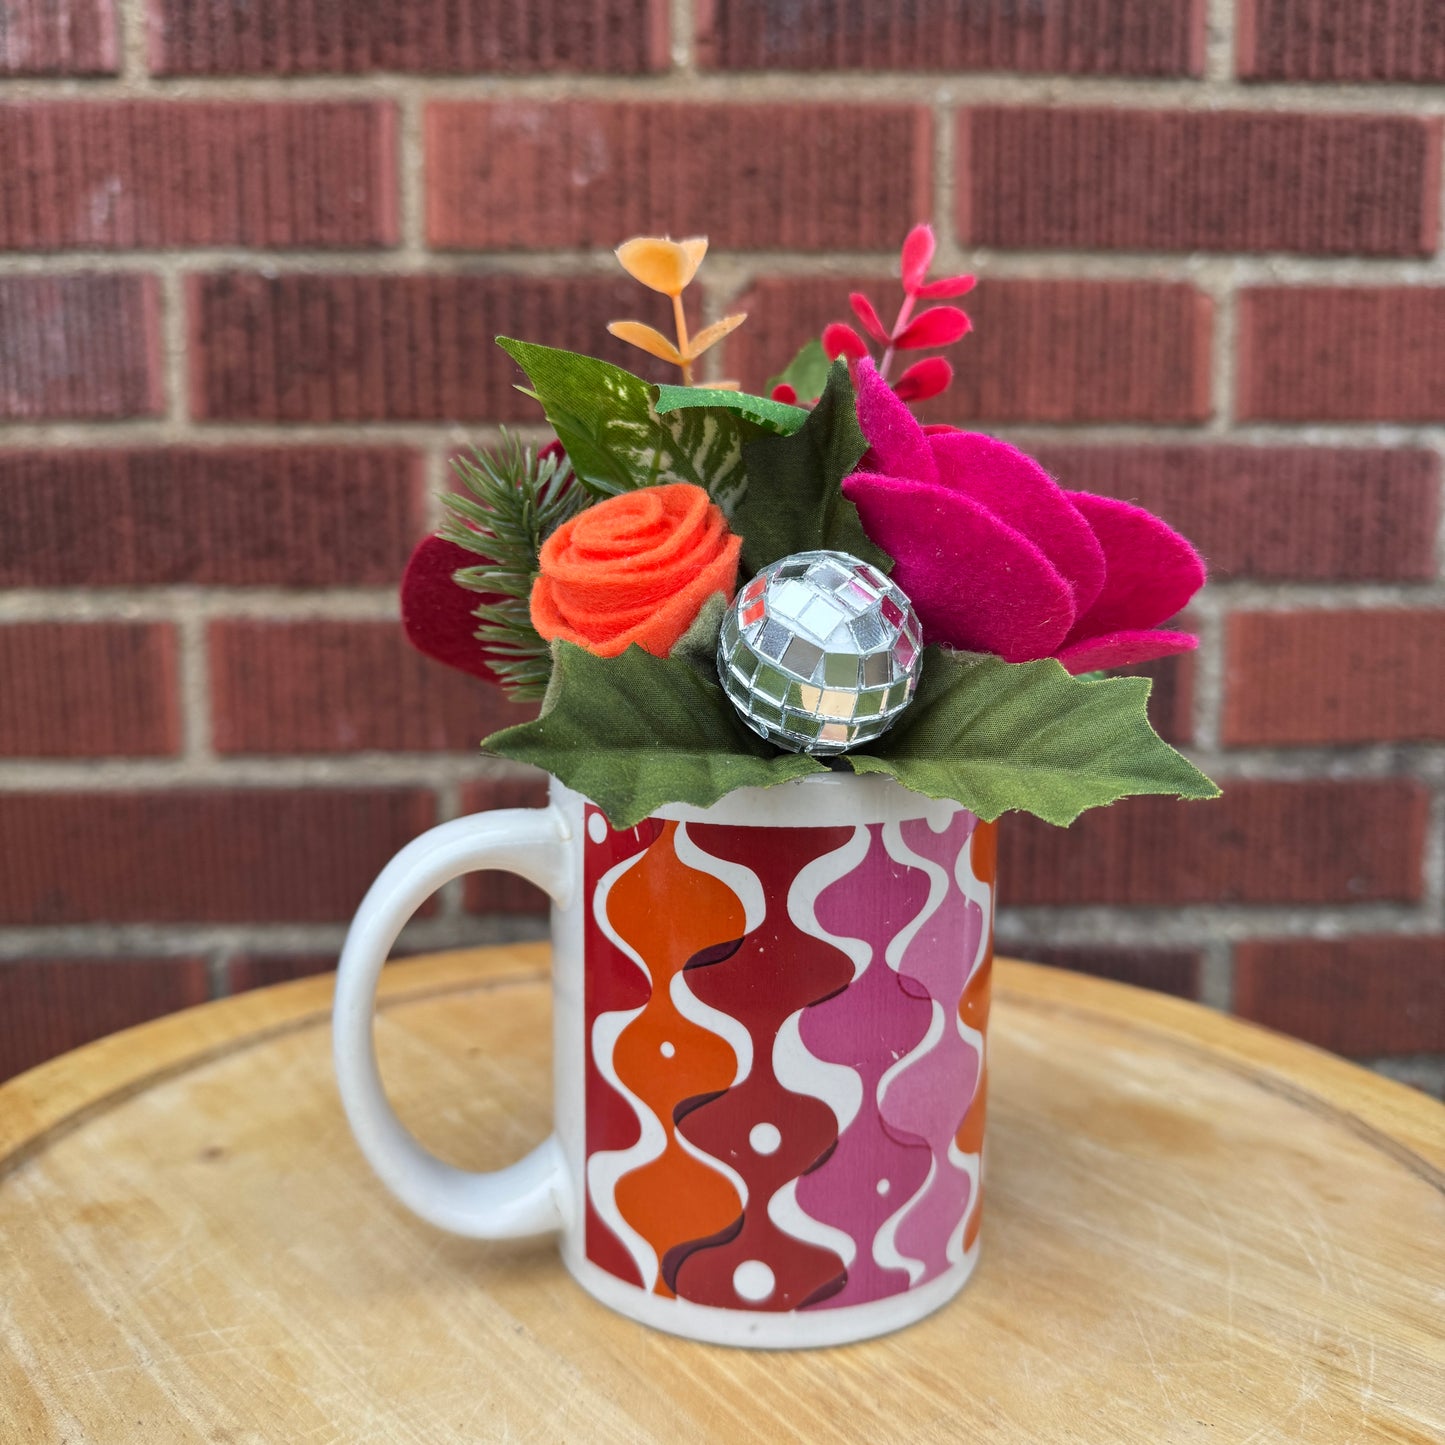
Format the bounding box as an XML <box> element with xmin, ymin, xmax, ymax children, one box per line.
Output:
<box><xmin>609</xmin><ymin>821</ymin><xmax>747</xmax><ymax>1295</ymax></box>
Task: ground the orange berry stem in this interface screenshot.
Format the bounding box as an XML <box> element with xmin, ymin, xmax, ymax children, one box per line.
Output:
<box><xmin>672</xmin><ymin>292</ymin><xmax>694</xmax><ymax>386</ymax></box>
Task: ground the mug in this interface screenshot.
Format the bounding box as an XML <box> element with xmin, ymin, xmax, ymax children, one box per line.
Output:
<box><xmin>334</xmin><ymin>773</ymin><xmax>997</xmax><ymax>1349</ymax></box>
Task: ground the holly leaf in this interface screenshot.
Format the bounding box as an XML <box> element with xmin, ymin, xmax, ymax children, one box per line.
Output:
<box><xmin>496</xmin><ymin>338</ymin><xmax>750</xmax><ymax>514</ymax></box>
<box><xmin>652</xmin><ymin>384</ymin><xmax>808</xmax><ymax>435</ymax></box>
<box><xmin>766</xmin><ymin>339</ymin><xmax>831</xmax><ymax>403</ymax></box>
<box><xmin>480</xmin><ymin>640</ymin><xmax>828</xmax><ymax>829</ymax></box>
<box><xmin>847</xmin><ymin>649</ymin><xmax>1220</xmax><ymax>826</ymax></box>
<box><xmin>733</xmin><ymin>359</ymin><xmax>891</xmax><ymax>575</ymax></box>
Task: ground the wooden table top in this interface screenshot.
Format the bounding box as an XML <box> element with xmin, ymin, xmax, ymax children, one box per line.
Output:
<box><xmin>1</xmin><ymin>945</ymin><xmax>1442</xmax><ymax>1443</ymax></box>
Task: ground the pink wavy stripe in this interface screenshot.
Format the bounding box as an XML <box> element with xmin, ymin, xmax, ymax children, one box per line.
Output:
<box><xmin>796</xmin><ymin>824</ymin><xmax>934</xmax><ymax>1308</ymax></box>
<box><xmin>885</xmin><ymin>812</ymin><xmax>985</xmax><ymax>1282</ymax></box>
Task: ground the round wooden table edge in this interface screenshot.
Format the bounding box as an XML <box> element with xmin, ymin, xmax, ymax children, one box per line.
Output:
<box><xmin>2</xmin><ymin>946</ymin><xmax>1441</xmax><ymax>1184</ymax></box>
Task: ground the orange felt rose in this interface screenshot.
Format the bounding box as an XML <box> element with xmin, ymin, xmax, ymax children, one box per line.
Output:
<box><xmin>530</xmin><ymin>484</ymin><xmax>742</xmax><ymax>659</ymax></box>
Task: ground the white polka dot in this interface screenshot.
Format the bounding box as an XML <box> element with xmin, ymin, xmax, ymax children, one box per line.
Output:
<box><xmin>587</xmin><ymin>813</ymin><xmax>608</xmax><ymax>844</ymax></box>
<box><xmin>733</xmin><ymin>1260</ymin><xmax>775</xmax><ymax>1303</ymax></box>
<box><xmin>659</xmin><ymin>1041</ymin><xmax>676</xmax><ymax>1058</ymax></box>
<box><xmin>876</xmin><ymin>1178</ymin><xmax>891</xmax><ymax>1196</ymax></box>
<box><xmin>749</xmin><ymin>1123</ymin><xmax>781</xmax><ymax>1155</ymax></box>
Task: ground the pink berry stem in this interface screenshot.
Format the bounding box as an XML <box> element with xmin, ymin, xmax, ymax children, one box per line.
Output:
<box><xmin>878</xmin><ymin>290</ymin><xmax>918</xmax><ymax>383</ymax></box>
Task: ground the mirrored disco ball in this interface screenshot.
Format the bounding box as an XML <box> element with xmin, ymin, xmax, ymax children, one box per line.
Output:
<box><xmin>717</xmin><ymin>549</ymin><xmax>924</xmax><ymax>755</ymax></box>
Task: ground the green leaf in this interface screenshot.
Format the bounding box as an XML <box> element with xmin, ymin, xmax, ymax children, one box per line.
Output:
<box><xmin>847</xmin><ymin>649</ymin><xmax>1220</xmax><ymax>826</ymax></box>
<box><xmin>669</xmin><ymin>591</ymin><xmax>729</xmax><ymax>679</ymax></box>
<box><xmin>481</xmin><ymin>641</ymin><xmax>827</xmax><ymax>829</ymax></box>
<box><xmin>652</xmin><ymin>384</ymin><xmax>809</xmax><ymax>435</ymax></box>
<box><xmin>733</xmin><ymin>359</ymin><xmax>891</xmax><ymax>575</ymax></box>
<box><xmin>766</xmin><ymin>338</ymin><xmax>831</xmax><ymax>403</ymax></box>
<box><xmin>496</xmin><ymin>338</ymin><xmax>751</xmax><ymax>514</ymax></box>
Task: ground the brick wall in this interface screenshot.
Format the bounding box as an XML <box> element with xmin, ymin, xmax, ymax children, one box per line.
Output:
<box><xmin>1</xmin><ymin>0</ymin><xmax>1442</xmax><ymax>1094</ymax></box>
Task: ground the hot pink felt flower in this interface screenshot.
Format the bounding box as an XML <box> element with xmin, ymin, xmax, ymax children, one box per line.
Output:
<box><xmin>840</xmin><ymin>360</ymin><xmax>1205</xmax><ymax>672</ymax></box>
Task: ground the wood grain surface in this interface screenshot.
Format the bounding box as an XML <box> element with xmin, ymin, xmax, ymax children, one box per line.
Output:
<box><xmin>1</xmin><ymin>946</ymin><xmax>1442</xmax><ymax>1444</ymax></box>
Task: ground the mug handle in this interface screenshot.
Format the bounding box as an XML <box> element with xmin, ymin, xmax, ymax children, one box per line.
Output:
<box><xmin>332</xmin><ymin>806</ymin><xmax>573</xmax><ymax>1238</ymax></box>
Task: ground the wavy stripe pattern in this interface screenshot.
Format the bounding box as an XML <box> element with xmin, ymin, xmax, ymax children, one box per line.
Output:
<box><xmin>581</xmin><ymin>806</ymin><xmax>997</xmax><ymax>1315</ymax></box>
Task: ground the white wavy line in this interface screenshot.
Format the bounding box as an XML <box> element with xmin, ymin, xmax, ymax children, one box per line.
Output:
<box><xmin>946</xmin><ymin>1139</ymin><xmax>982</xmax><ymax>1270</ymax></box>
<box><xmin>671</xmin><ymin>1102</ymin><xmax>749</xmax><ymax>1211</ymax></box>
<box><xmin>956</xmin><ymin>822</ymin><xmax>994</xmax><ymax>991</ymax></box>
<box><xmin>787</xmin><ymin>824</ymin><xmax>872</xmax><ymax>979</ymax></box>
<box><xmin>873</xmin><ymin>1154</ymin><xmax>931</xmax><ymax>1287</ymax></box>
<box><xmin>670</xmin><ymin>822</ymin><xmax>756</xmax><ymax>1086</ymax></box>
<box><xmin>585</xmin><ymin>848</ymin><xmax>664</xmax><ymax>1292</ymax></box>
<box><xmin>775</xmin><ymin>1007</ymin><xmax>863</xmax><ymax>1147</ymax></box>
<box><xmin>674</xmin><ymin>820</ymin><xmax>766</xmax><ymax>933</ymax></box>
<box><xmin>768</xmin><ymin>1177</ymin><xmax>857</xmax><ymax>1270</ymax></box>
<box><xmin>880</xmin><ymin>820</ymin><xmax>949</xmax><ymax>971</ymax></box>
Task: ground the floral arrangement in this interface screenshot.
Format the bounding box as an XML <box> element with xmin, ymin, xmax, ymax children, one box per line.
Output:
<box><xmin>402</xmin><ymin>227</ymin><xmax>1219</xmax><ymax>830</ymax></box>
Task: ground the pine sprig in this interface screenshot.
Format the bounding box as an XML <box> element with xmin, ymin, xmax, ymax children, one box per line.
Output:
<box><xmin>439</xmin><ymin>434</ymin><xmax>584</xmax><ymax>699</ymax></box>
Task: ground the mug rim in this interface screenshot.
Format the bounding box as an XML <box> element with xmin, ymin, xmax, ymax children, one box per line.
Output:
<box><xmin>549</xmin><ymin>771</ymin><xmax>970</xmax><ymax>829</ymax></box>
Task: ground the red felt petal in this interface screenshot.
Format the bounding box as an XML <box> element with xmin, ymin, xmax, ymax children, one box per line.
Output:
<box><xmin>893</xmin><ymin>305</ymin><xmax>971</xmax><ymax>350</ymax></box>
<box><xmin>400</xmin><ymin>535</ymin><xmax>505</xmax><ymax>686</ymax></box>
<box><xmin>893</xmin><ymin>355</ymin><xmax>952</xmax><ymax>402</ymax></box>
<box><xmin>849</xmin><ymin>292</ymin><xmax>890</xmax><ymax>344</ymax></box>
<box><xmin>914</xmin><ymin>274</ymin><xmax>977</xmax><ymax>300</ymax></box>
<box><xmin>930</xmin><ymin>433</ymin><xmax>1106</xmax><ymax>616</ymax></box>
<box><xmin>822</xmin><ymin>322</ymin><xmax>868</xmax><ymax>360</ymax></box>
<box><xmin>1063</xmin><ymin>492</ymin><xmax>1207</xmax><ymax>644</ymax></box>
<box><xmin>852</xmin><ymin>357</ymin><xmax>937</xmax><ymax>483</ymax></box>
<box><xmin>842</xmin><ymin>471</ymin><xmax>1076</xmax><ymax>661</ymax></box>
<box><xmin>900</xmin><ymin>223</ymin><xmax>936</xmax><ymax>293</ymax></box>
<box><xmin>1054</xmin><ymin>630</ymin><xmax>1198</xmax><ymax>675</ymax></box>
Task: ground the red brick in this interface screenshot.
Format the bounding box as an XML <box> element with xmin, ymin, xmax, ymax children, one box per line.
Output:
<box><xmin>189</xmin><ymin>273</ymin><xmax>670</xmax><ymax>423</ymax></box>
<box><xmin>1238</xmin><ymin>288</ymin><xmax>1445</xmax><ymax>422</ymax></box>
<box><xmin>0</xmin><ymin>623</ymin><xmax>179</xmax><ymax>758</ymax></box>
<box><xmin>1134</xmin><ymin>654</ymin><xmax>1194</xmax><ymax>746</ymax></box>
<box><xmin>148</xmin><ymin>0</ymin><xmax>668</xmax><ymax>75</ymax></box>
<box><xmin>209</xmin><ymin>620</ymin><xmax>535</xmax><ymax>754</ymax></box>
<box><xmin>1014</xmin><ymin>946</ymin><xmax>1202</xmax><ymax>999</ymax></box>
<box><xmin>427</xmin><ymin>102</ymin><xmax>932</xmax><ymax>252</ymax></box>
<box><xmin>961</xmin><ymin>108</ymin><xmax>1440</xmax><ymax>257</ymax></box>
<box><xmin>224</xmin><ymin>953</ymin><xmax>336</xmax><ymax>993</ymax></box>
<box><xmin>461</xmin><ymin>776</ymin><xmax>551</xmax><ymax>915</ymax></box>
<box><xmin>1238</xmin><ymin>0</ymin><xmax>1445</xmax><ymax>83</ymax></box>
<box><xmin>727</xmin><ymin>276</ymin><xmax>1212</xmax><ymax>424</ymax></box>
<box><xmin>0</xmin><ymin>102</ymin><xmax>397</xmax><ymax>250</ymax></box>
<box><xmin>0</xmin><ymin>0</ymin><xmax>116</xmax><ymax>74</ymax></box>
<box><xmin>1234</xmin><ymin>937</ymin><xmax>1445</xmax><ymax>1056</ymax></box>
<box><xmin>0</xmin><ymin>448</ymin><xmax>425</xmax><ymax>588</ymax></box>
<box><xmin>999</xmin><ymin>781</ymin><xmax>1427</xmax><ymax>906</ymax></box>
<box><xmin>0</xmin><ymin>275</ymin><xmax>161</xmax><ymax>419</ymax></box>
<box><xmin>0</xmin><ymin>957</ymin><xmax>210</xmax><ymax>1082</ymax></box>
<box><xmin>1224</xmin><ymin>611</ymin><xmax>1445</xmax><ymax>747</ymax></box>
<box><xmin>0</xmin><ymin>789</ymin><xmax>435</xmax><ymax>924</ymax></box>
<box><xmin>1029</xmin><ymin>445</ymin><xmax>1440</xmax><ymax>583</ymax></box>
<box><xmin>695</xmin><ymin>0</ymin><xmax>1203</xmax><ymax>75</ymax></box>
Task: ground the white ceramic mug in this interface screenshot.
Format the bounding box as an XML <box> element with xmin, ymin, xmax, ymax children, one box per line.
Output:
<box><xmin>334</xmin><ymin>773</ymin><xmax>997</xmax><ymax>1348</ymax></box>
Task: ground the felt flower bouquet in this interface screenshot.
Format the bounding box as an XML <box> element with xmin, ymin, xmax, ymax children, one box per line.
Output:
<box><xmin>403</xmin><ymin>228</ymin><xmax>1219</xmax><ymax>830</ymax></box>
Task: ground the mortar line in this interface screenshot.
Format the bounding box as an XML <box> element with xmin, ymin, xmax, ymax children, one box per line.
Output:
<box><xmin>396</xmin><ymin>84</ymin><xmax>427</xmax><ymax>258</ymax></box>
<box><xmin>2</xmin><ymin>71</ymin><xmax>1445</xmax><ymax>112</ymax></box>
<box><xmin>158</xmin><ymin>270</ymin><xmax>189</xmax><ymax>424</ymax></box>
<box><xmin>1203</xmin><ymin>0</ymin><xmax>1238</xmax><ymax>86</ymax></box>
<box><xmin>1197</xmin><ymin>937</ymin><xmax>1235</xmax><ymax>1011</ymax></box>
<box><xmin>114</xmin><ymin>0</ymin><xmax>151</xmax><ymax>87</ymax></box>
<box><xmin>935</xmin><ymin>98</ymin><xmax>957</xmax><ymax>254</ymax></box>
<box><xmin>0</xmin><ymin>747</ymin><xmax>1441</xmax><ymax>792</ymax></box>
<box><xmin>4</xmin><ymin>248</ymin><xmax>1445</xmax><ymax>281</ymax></box>
<box><xmin>174</xmin><ymin>611</ymin><xmax>214</xmax><ymax>763</ymax></box>
<box><xmin>670</xmin><ymin>0</ymin><xmax>695</xmax><ymax>72</ymax></box>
